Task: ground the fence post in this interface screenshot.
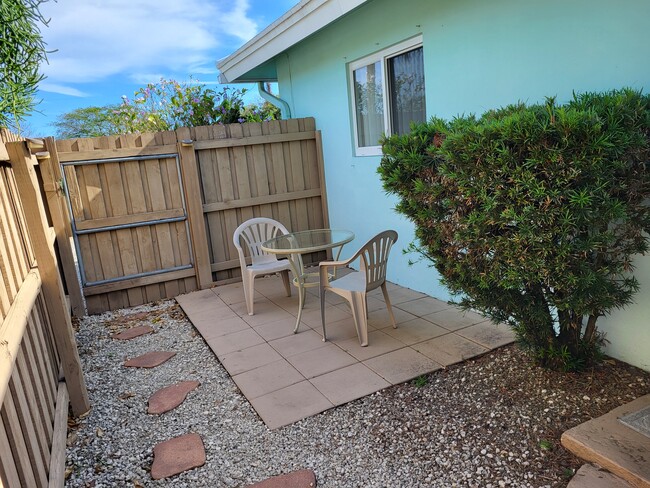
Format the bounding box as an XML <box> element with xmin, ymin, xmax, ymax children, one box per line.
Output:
<box><xmin>41</xmin><ymin>137</ymin><xmax>86</xmax><ymax>317</ymax></box>
<box><xmin>176</xmin><ymin>130</ymin><xmax>212</xmax><ymax>289</ymax></box>
<box><xmin>6</xmin><ymin>141</ymin><xmax>90</xmax><ymax>416</ymax></box>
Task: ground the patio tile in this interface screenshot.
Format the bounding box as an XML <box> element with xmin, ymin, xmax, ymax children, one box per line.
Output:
<box><xmin>205</xmin><ymin>328</ymin><xmax>265</xmax><ymax>357</ymax></box>
<box><xmin>375</xmin><ymin>287</ymin><xmax>427</xmax><ymax>305</ymax></box>
<box><xmin>336</xmin><ymin>330</ymin><xmax>405</xmax><ymax>361</ymax></box>
<box><xmin>310</xmin><ymin>363</ymin><xmax>390</xmax><ymax>405</ymax></box>
<box><xmin>254</xmin><ymin>316</ymin><xmax>298</xmax><ymax>341</ymax></box>
<box><xmin>266</xmin><ymin>294</ymin><xmax>301</xmax><ymax>313</ymax></box>
<box><xmin>286</xmin><ymin>343</ymin><xmax>357</xmax><ymax>379</ymax></box>
<box><xmin>383</xmin><ymin>318</ymin><xmax>449</xmax><ymax>345</ymax></box>
<box><xmin>455</xmin><ymin>321</ymin><xmax>516</xmax><ymax>348</ymax></box>
<box><xmin>413</xmin><ymin>333</ymin><xmax>488</xmax><ymax>367</ymax></box>
<box><xmin>300</xmin><ymin>305</ymin><xmax>352</xmax><ymax>329</ymax></box>
<box><xmin>334</xmin><ymin>295</ymin><xmax>385</xmax><ymax>314</ymax></box>
<box><xmin>251</xmin><ymin>275</ymin><xmax>292</xmax><ymax>296</ymax></box>
<box><xmin>194</xmin><ymin>316</ymin><xmax>250</xmax><ymax>341</ymax></box>
<box><xmin>422</xmin><ymin>307</ymin><xmax>487</xmax><ymax>331</ymax></box>
<box><xmin>249</xmin><ymin>381</ymin><xmax>333</xmax><ymax>430</ymax></box>
<box><xmin>241</xmin><ymin>304</ymin><xmax>296</xmax><ymax>327</ymax></box>
<box><xmin>175</xmin><ymin>288</ymin><xmax>220</xmax><ymax>309</ymax></box>
<box><xmin>364</xmin><ymin>347</ymin><xmax>443</xmax><ymax>385</ymax></box>
<box><xmin>368</xmin><ymin>307</ymin><xmax>418</xmax><ymax>329</ymax></box>
<box><xmin>395</xmin><ymin>296</ymin><xmax>452</xmax><ymax>316</ymax></box>
<box><xmin>232</xmin><ymin>360</ymin><xmax>304</xmax><ymax>399</ymax></box>
<box><xmin>321</xmin><ymin>317</ymin><xmax>363</xmax><ymax>343</ymax></box>
<box><xmin>184</xmin><ymin>306</ymin><xmax>240</xmax><ymax>330</ymax></box>
<box><xmin>269</xmin><ymin>329</ymin><xmax>327</xmax><ymax>357</ymax></box>
<box><xmin>213</xmin><ymin>282</ymin><xmax>259</xmax><ymax>305</ymax></box>
<box><xmin>220</xmin><ymin>343</ymin><xmax>283</xmax><ymax>375</ymax></box>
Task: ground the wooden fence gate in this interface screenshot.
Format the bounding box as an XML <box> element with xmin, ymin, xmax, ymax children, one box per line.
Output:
<box><xmin>52</xmin><ymin>118</ymin><xmax>329</xmax><ymax>314</ymax></box>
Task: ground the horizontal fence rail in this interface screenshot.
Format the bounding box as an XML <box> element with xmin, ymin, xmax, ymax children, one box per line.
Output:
<box><xmin>54</xmin><ymin>118</ymin><xmax>329</xmax><ymax>313</ymax></box>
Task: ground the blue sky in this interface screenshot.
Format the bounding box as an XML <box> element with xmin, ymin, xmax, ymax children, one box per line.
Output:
<box><xmin>26</xmin><ymin>0</ymin><xmax>299</xmax><ymax>137</ymax></box>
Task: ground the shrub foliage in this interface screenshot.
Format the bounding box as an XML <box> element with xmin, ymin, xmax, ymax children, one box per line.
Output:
<box><xmin>379</xmin><ymin>89</ymin><xmax>650</xmax><ymax>370</ymax></box>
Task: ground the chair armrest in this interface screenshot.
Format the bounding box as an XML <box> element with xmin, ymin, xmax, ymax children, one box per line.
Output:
<box><xmin>319</xmin><ymin>259</ymin><xmax>350</xmax><ymax>287</ymax></box>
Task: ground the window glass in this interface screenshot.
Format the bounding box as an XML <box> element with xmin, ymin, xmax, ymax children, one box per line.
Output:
<box><xmin>388</xmin><ymin>47</ymin><xmax>426</xmax><ymax>135</ymax></box>
<box><xmin>349</xmin><ymin>37</ymin><xmax>425</xmax><ymax>156</ymax></box>
<box><xmin>353</xmin><ymin>61</ymin><xmax>384</xmax><ymax>148</ymax></box>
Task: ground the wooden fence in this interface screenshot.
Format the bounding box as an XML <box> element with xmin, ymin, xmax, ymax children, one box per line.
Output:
<box><xmin>0</xmin><ymin>130</ymin><xmax>89</xmax><ymax>487</ymax></box>
<box><xmin>53</xmin><ymin>118</ymin><xmax>329</xmax><ymax>314</ymax></box>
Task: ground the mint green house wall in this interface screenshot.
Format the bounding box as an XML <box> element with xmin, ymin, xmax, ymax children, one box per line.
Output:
<box><xmin>273</xmin><ymin>0</ymin><xmax>650</xmax><ymax>370</ymax></box>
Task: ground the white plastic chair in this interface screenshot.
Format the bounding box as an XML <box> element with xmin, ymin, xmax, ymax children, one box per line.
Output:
<box><xmin>319</xmin><ymin>230</ymin><xmax>398</xmax><ymax>346</ymax></box>
<box><xmin>233</xmin><ymin>217</ymin><xmax>292</xmax><ymax>315</ymax></box>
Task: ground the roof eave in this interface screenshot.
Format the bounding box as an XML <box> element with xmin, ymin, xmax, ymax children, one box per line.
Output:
<box><xmin>217</xmin><ymin>0</ymin><xmax>369</xmax><ymax>83</ymax></box>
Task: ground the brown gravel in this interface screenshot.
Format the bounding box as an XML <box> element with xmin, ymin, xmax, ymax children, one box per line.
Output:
<box><xmin>66</xmin><ymin>300</ymin><xmax>650</xmax><ymax>487</ymax></box>
<box><xmin>370</xmin><ymin>344</ymin><xmax>650</xmax><ymax>485</ymax></box>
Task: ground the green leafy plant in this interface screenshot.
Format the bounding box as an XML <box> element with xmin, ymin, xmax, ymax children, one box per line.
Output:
<box><xmin>54</xmin><ymin>105</ymin><xmax>119</xmax><ymax>139</ymax></box>
<box><xmin>55</xmin><ymin>79</ymin><xmax>281</xmax><ymax>137</ymax></box>
<box><xmin>539</xmin><ymin>439</ymin><xmax>553</xmax><ymax>451</ymax></box>
<box><xmin>0</xmin><ymin>0</ymin><xmax>50</xmax><ymax>132</ymax></box>
<box><xmin>413</xmin><ymin>375</ymin><xmax>428</xmax><ymax>387</ymax></box>
<box><xmin>379</xmin><ymin>88</ymin><xmax>650</xmax><ymax>371</ymax></box>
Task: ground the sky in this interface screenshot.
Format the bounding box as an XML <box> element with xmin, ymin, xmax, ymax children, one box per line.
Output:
<box><xmin>26</xmin><ymin>0</ymin><xmax>300</xmax><ymax>137</ymax></box>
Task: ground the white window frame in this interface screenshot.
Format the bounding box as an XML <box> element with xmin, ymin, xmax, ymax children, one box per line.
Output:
<box><xmin>349</xmin><ymin>35</ymin><xmax>424</xmax><ymax>157</ymax></box>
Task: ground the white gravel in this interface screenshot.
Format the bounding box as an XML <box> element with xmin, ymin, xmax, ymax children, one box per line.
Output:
<box><xmin>65</xmin><ymin>299</ymin><xmax>581</xmax><ymax>487</ymax></box>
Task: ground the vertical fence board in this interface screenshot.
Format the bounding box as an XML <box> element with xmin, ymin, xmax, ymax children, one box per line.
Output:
<box><xmin>51</xmin><ymin>118</ymin><xmax>327</xmax><ymax>309</ymax></box>
<box><xmin>2</xmin><ymin>389</ymin><xmax>38</xmax><ymax>488</ymax></box>
<box><xmin>9</xmin><ymin>367</ymin><xmax>49</xmax><ymax>487</ymax></box>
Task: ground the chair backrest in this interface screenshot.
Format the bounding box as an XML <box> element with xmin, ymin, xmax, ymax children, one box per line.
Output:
<box><xmin>233</xmin><ymin>218</ymin><xmax>289</xmax><ymax>267</ymax></box>
<box><xmin>354</xmin><ymin>230</ymin><xmax>398</xmax><ymax>292</ymax></box>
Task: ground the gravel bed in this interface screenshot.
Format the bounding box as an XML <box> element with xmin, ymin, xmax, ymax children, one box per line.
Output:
<box><xmin>65</xmin><ymin>299</ymin><xmax>650</xmax><ymax>487</ymax></box>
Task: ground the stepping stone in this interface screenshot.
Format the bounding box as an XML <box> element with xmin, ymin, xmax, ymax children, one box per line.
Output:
<box><xmin>124</xmin><ymin>351</ymin><xmax>176</xmax><ymax>368</ymax></box>
<box><xmin>148</xmin><ymin>381</ymin><xmax>200</xmax><ymax>414</ymax></box>
<box><xmin>246</xmin><ymin>469</ymin><xmax>317</xmax><ymax>488</ymax></box>
<box><xmin>118</xmin><ymin>311</ymin><xmax>149</xmax><ymax>323</ymax></box>
<box><xmin>111</xmin><ymin>325</ymin><xmax>154</xmax><ymax>340</ymax></box>
<box><xmin>150</xmin><ymin>433</ymin><xmax>205</xmax><ymax>480</ymax></box>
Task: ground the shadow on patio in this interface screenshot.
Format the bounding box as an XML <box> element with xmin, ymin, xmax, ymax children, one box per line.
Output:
<box><xmin>176</xmin><ymin>272</ymin><xmax>515</xmax><ymax>429</ymax></box>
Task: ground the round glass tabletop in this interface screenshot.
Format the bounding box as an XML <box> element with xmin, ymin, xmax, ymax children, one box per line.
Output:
<box><xmin>262</xmin><ymin>229</ymin><xmax>355</xmax><ymax>254</ymax></box>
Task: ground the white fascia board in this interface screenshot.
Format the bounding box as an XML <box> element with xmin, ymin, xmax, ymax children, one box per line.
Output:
<box><xmin>218</xmin><ymin>0</ymin><xmax>369</xmax><ymax>83</ymax></box>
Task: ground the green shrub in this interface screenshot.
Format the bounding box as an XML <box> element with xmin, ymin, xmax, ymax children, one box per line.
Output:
<box><xmin>379</xmin><ymin>88</ymin><xmax>650</xmax><ymax>371</ymax></box>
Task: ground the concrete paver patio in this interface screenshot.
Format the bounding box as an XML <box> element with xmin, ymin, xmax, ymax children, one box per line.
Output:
<box><xmin>176</xmin><ymin>273</ymin><xmax>515</xmax><ymax>429</ymax></box>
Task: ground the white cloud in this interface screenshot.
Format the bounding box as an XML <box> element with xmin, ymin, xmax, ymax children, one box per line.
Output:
<box><xmin>39</xmin><ymin>83</ymin><xmax>89</xmax><ymax>97</ymax></box>
<box><xmin>40</xmin><ymin>0</ymin><xmax>258</xmax><ymax>85</ymax></box>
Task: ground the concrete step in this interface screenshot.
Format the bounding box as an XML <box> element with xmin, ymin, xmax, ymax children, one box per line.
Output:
<box><xmin>561</xmin><ymin>394</ymin><xmax>650</xmax><ymax>488</ymax></box>
<box><xmin>568</xmin><ymin>464</ymin><xmax>633</xmax><ymax>488</ymax></box>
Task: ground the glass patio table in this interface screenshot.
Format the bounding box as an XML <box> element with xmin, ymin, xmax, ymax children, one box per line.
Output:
<box><xmin>262</xmin><ymin>228</ymin><xmax>354</xmax><ymax>333</ymax></box>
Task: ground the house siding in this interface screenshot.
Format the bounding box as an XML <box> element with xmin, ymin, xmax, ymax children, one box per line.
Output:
<box><xmin>275</xmin><ymin>0</ymin><xmax>650</xmax><ymax>370</ymax></box>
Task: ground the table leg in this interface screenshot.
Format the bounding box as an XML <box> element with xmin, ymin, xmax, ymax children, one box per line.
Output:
<box><xmin>284</xmin><ymin>253</ymin><xmax>306</xmax><ymax>333</ymax></box>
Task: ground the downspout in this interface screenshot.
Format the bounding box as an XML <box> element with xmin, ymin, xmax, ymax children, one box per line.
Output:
<box><xmin>257</xmin><ymin>82</ymin><xmax>291</xmax><ymax>119</ymax></box>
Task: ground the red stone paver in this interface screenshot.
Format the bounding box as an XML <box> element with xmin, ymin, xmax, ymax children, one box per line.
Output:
<box><xmin>148</xmin><ymin>381</ymin><xmax>200</xmax><ymax>414</ymax></box>
<box><xmin>117</xmin><ymin>311</ymin><xmax>149</xmax><ymax>323</ymax></box>
<box><xmin>246</xmin><ymin>469</ymin><xmax>317</xmax><ymax>488</ymax></box>
<box><xmin>111</xmin><ymin>325</ymin><xmax>154</xmax><ymax>340</ymax></box>
<box><xmin>124</xmin><ymin>351</ymin><xmax>176</xmax><ymax>368</ymax></box>
<box><xmin>150</xmin><ymin>433</ymin><xmax>205</xmax><ymax>480</ymax></box>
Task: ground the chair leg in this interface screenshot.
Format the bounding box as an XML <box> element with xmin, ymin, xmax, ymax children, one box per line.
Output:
<box><xmin>380</xmin><ymin>282</ymin><xmax>397</xmax><ymax>328</ymax></box>
<box><xmin>320</xmin><ymin>286</ymin><xmax>327</xmax><ymax>342</ymax></box>
<box><xmin>349</xmin><ymin>292</ymin><xmax>369</xmax><ymax>346</ymax></box>
<box><xmin>280</xmin><ymin>270</ymin><xmax>291</xmax><ymax>297</ymax></box>
<box><xmin>244</xmin><ymin>272</ymin><xmax>256</xmax><ymax>316</ymax></box>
